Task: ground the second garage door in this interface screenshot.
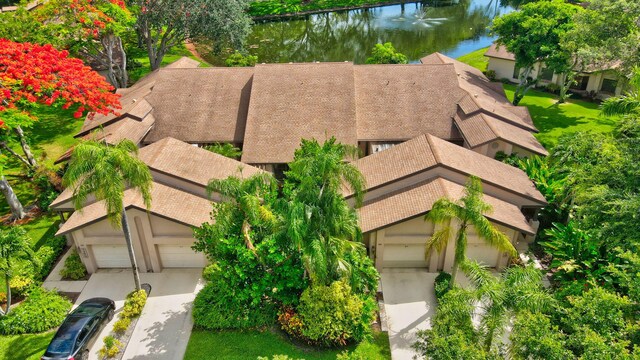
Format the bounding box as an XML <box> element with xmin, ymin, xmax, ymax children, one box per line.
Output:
<box><xmin>157</xmin><ymin>245</ymin><xmax>207</xmax><ymax>268</ymax></box>
<box><xmin>383</xmin><ymin>244</ymin><xmax>429</xmax><ymax>268</ymax></box>
<box><xmin>467</xmin><ymin>243</ymin><xmax>499</xmax><ymax>267</ymax></box>
<box><xmin>93</xmin><ymin>245</ymin><xmax>130</xmax><ymax>268</ymax></box>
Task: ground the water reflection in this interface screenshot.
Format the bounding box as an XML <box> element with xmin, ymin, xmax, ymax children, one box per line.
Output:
<box><xmin>203</xmin><ymin>0</ymin><xmax>513</xmax><ymax>65</ymax></box>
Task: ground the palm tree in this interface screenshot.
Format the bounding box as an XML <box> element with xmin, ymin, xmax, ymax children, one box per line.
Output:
<box><xmin>63</xmin><ymin>140</ymin><xmax>152</xmax><ymax>291</ymax></box>
<box><xmin>0</xmin><ymin>226</ymin><xmax>33</xmax><ymax>314</ymax></box>
<box><xmin>462</xmin><ymin>261</ymin><xmax>553</xmax><ymax>352</ymax></box>
<box><xmin>601</xmin><ymin>67</ymin><xmax>640</xmax><ymax>117</ymax></box>
<box><xmin>281</xmin><ymin>137</ymin><xmax>366</xmax><ymax>286</ymax></box>
<box><xmin>425</xmin><ymin>176</ymin><xmax>517</xmax><ymax>288</ymax></box>
<box><xmin>206</xmin><ymin>172</ymin><xmax>279</xmax><ymax>258</ymax></box>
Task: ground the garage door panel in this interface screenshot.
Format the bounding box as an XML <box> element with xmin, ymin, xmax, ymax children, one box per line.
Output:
<box><xmin>467</xmin><ymin>244</ymin><xmax>499</xmax><ymax>267</ymax></box>
<box><xmin>158</xmin><ymin>245</ymin><xmax>207</xmax><ymax>268</ymax></box>
<box><xmin>383</xmin><ymin>244</ymin><xmax>428</xmax><ymax>268</ymax></box>
<box><xmin>93</xmin><ymin>245</ymin><xmax>130</xmax><ymax>268</ymax></box>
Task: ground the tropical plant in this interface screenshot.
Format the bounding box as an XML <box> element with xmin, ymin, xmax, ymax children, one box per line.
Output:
<box><xmin>601</xmin><ymin>67</ymin><xmax>640</xmax><ymax>117</ymax></box>
<box><xmin>509</xmin><ymin>311</ymin><xmax>572</xmax><ymax>360</ymax></box>
<box><xmin>204</xmin><ymin>143</ymin><xmax>243</xmax><ymax>159</ymax></box>
<box><xmin>60</xmin><ymin>249</ymin><xmax>88</xmax><ymax>280</ymax></box>
<box><xmin>281</xmin><ymin>137</ymin><xmax>372</xmax><ymax>289</ymax></box>
<box><xmin>225</xmin><ymin>51</ymin><xmax>258</xmax><ymax>67</ymax></box>
<box><xmin>424</xmin><ymin>176</ymin><xmax>516</xmax><ymax>288</ymax></box>
<box><xmin>63</xmin><ymin>139</ymin><xmax>152</xmax><ymax>291</ymax></box>
<box><xmin>542</xmin><ymin>222</ymin><xmax>603</xmax><ymax>282</ymax></box>
<box><xmin>365</xmin><ymin>42</ymin><xmax>408</xmax><ymax>65</ymax></box>
<box><xmin>0</xmin><ymin>226</ymin><xmax>34</xmax><ymax>315</ymax></box>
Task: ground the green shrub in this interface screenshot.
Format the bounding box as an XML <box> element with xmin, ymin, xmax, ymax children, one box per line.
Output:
<box><xmin>257</xmin><ymin>356</ymin><xmax>302</xmax><ymax>360</ymax></box>
<box><xmin>545</xmin><ymin>82</ymin><xmax>561</xmax><ymax>94</ymax></box>
<box><xmin>204</xmin><ymin>143</ymin><xmax>243</xmax><ymax>159</ymax></box>
<box><xmin>60</xmin><ymin>249</ymin><xmax>87</xmax><ymax>280</ymax></box>
<box><xmin>484</xmin><ymin>69</ymin><xmax>497</xmax><ymax>81</ymax></box>
<box><xmin>121</xmin><ymin>289</ymin><xmax>147</xmax><ymax>318</ymax></box>
<box><xmin>336</xmin><ymin>341</ymin><xmax>385</xmax><ymax>360</ymax></box>
<box><xmin>34</xmin><ymin>235</ymin><xmax>67</xmax><ymax>281</ymax></box>
<box><xmin>434</xmin><ymin>272</ymin><xmax>451</xmax><ymax>300</ymax></box>
<box><xmin>225</xmin><ymin>51</ymin><xmax>258</xmax><ymax>67</ymax></box>
<box><xmin>0</xmin><ymin>287</ymin><xmax>71</xmax><ymax>334</ymax></box>
<box><xmin>193</xmin><ymin>281</ymin><xmax>276</xmax><ymax>330</ymax></box>
<box><xmin>285</xmin><ymin>281</ymin><xmax>375</xmax><ymax>347</ymax></box>
<box><xmin>9</xmin><ymin>275</ymin><xmax>34</xmax><ymax>298</ymax></box>
<box><xmin>98</xmin><ymin>336</ymin><xmax>122</xmax><ymax>358</ymax></box>
<box><xmin>112</xmin><ymin>317</ymin><xmax>131</xmax><ymax>334</ymax></box>
<box><xmin>365</xmin><ymin>42</ymin><xmax>408</xmax><ymax>65</ymax></box>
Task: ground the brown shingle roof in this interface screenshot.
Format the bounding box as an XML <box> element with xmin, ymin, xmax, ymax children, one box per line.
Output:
<box><xmin>484</xmin><ymin>43</ymin><xmax>515</xmax><ymax>61</ymax></box>
<box><xmin>143</xmin><ymin>68</ymin><xmax>254</xmax><ymax>144</ymax></box>
<box><xmin>139</xmin><ymin>137</ymin><xmax>264</xmax><ymax>187</ymax></box>
<box><xmin>358</xmin><ymin>177</ymin><xmax>534</xmax><ymax>234</ymax></box>
<box><xmin>56</xmin><ymin>182</ymin><xmax>212</xmax><ymax>236</ymax></box>
<box><xmin>454</xmin><ymin>112</ymin><xmax>548</xmax><ymax>156</ymax></box>
<box><xmin>351</xmin><ymin>134</ymin><xmax>546</xmax><ymax>204</ymax></box>
<box><xmin>353</xmin><ymin>64</ymin><xmax>466</xmax><ymax>141</ymax></box>
<box><xmin>241</xmin><ymin>63</ymin><xmax>358</xmax><ymax>164</ymax></box>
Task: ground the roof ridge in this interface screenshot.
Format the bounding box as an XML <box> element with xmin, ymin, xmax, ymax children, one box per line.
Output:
<box><xmin>425</xmin><ymin>134</ymin><xmax>443</xmax><ymax>164</ymax></box>
<box><xmin>480</xmin><ymin>112</ymin><xmax>500</xmax><ymax>139</ymax></box>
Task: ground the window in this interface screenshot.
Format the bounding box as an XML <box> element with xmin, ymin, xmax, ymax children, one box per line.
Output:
<box><xmin>571</xmin><ymin>76</ymin><xmax>589</xmax><ymax>91</ymax></box>
<box><xmin>512</xmin><ymin>66</ymin><xmax>521</xmax><ymax>79</ymax></box>
<box><xmin>601</xmin><ymin>78</ymin><xmax>618</xmax><ymax>94</ymax></box>
<box><xmin>540</xmin><ymin>67</ymin><xmax>554</xmax><ymax>81</ymax></box>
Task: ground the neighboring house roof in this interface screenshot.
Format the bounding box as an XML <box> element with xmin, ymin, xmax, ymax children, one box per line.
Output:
<box><xmin>241</xmin><ymin>63</ymin><xmax>358</xmax><ymax>164</ymax></box>
<box><xmin>358</xmin><ymin>177</ymin><xmax>535</xmax><ymax>234</ymax></box>
<box><xmin>56</xmin><ymin>182</ymin><xmax>212</xmax><ymax>236</ymax></box>
<box><xmin>454</xmin><ymin>112</ymin><xmax>549</xmax><ymax>156</ymax></box>
<box><xmin>350</xmin><ymin>134</ymin><xmax>546</xmax><ymax>204</ymax></box>
<box><xmin>143</xmin><ymin>68</ymin><xmax>254</xmax><ymax>144</ymax></box>
<box><xmin>353</xmin><ymin>64</ymin><xmax>465</xmax><ymax>141</ymax></box>
<box><xmin>138</xmin><ymin>137</ymin><xmax>264</xmax><ymax>187</ymax></box>
<box><xmin>484</xmin><ymin>43</ymin><xmax>515</xmax><ymax>61</ymax></box>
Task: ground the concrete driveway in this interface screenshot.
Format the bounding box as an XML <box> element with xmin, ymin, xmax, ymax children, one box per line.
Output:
<box><xmin>380</xmin><ymin>269</ymin><xmax>437</xmax><ymax>360</ymax></box>
<box><xmin>74</xmin><ymin>268</ymin><xmax>204</xmax><ymax>360</ymax></box>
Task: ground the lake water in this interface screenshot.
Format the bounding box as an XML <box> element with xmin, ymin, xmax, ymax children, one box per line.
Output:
<box><xmin>242</xmin><ymin>0</ymin><xmax>514</xmax><ymax>64</ymax></box>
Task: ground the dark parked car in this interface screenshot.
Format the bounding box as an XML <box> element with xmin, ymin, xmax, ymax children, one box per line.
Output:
<box><xmin>42</xmin><ymin>298</ymin><xmax>115</xmax><ymax>360</ymax></box>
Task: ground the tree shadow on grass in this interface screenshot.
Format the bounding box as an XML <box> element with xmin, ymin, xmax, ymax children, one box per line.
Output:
<box><xmin>3</xmin><ymin>332</ymin><xmax>54</xmax><ymax>360</ymax></box>
<box><xmin>525</xmin><ymin>102</ymin><xmax>618</xmax><ymax>142</ymax></box>
<box><xmin>27</xmin><ymin>106</ymin><xmax>81</xmax><ymax>146</ymax></box>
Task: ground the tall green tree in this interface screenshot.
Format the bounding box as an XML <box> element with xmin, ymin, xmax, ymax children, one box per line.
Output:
<box><xmin>128</xmin><ymin>0</ymin><xmax>252</xmax><ymax>70</ymax></box>
<box><xmin>0</xmin><ymin>226</ymin><xmax>33</xmax><ymax>315</ymax></box>
<box><xmin>365</xmin><ymin>42</ymin><xmax>408</xmax><ymax>65</ymax></box>
<box><xmin>491</xmin><ymin>0</ymin><xmax>579</xmax><ymax>105</ymax></box>
<box><xmin>425</xmin><ymin>176</ymin><xmax>517</xmax><ymax>288</ymax></box>
<box><xmin>63</xmin><ymin>140</ymin><xmax>152</xmax><ymax>291</ymax></box>
<box><xmin>281</xmin><ymin>137</ymin><xmax>368</xmax><ymax>287</ymax></box>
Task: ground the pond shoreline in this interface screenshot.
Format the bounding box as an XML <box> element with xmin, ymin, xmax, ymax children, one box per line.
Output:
<box><xmin>252</xmin><ymin>0</ymin><xmax>432</xmax><ymax>21</ymax></box>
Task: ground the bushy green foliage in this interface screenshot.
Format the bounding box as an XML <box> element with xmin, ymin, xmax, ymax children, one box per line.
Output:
<box><xmin>287</xmin><ymin>281</ymin><xmax>375</xmax><ymax>347</ymax></box>
<box><xmin>248</xmin><ymin>0</ymin><xmax>404</xmax><ymax>17</ymax></box>
<box><xmin>112</xmin><ymin>317</ymin><xmax>131</xmax><ymax>334</ymax></box>
<box><xmin>225</xmin><ymin>51</ymin><xmax>258</xmax><ymax>67</ymax></box>
<box><xmin>121</xmin><ymin>289</ymin><xmax>147</xmax><ymax>318</ymax></box>
<box><xmin>98</xmin><ymin>335</ymin><xmax>122</xmax><ymax>358</ymax></box>
<box><xmin>542</xmin><ymin>222</ymin><xmax>604</xmax><ymax>282</ymax></box>
<box><xmin>484</xmin><ymin>69</ymin><xmax>496</xmax><ymax>81</ymax></box>
<box><xmin>60</xmin><ymin>249</ymin><xmax>87</xmax><ymax>280</ymax></box>
<box><xmin>0</xmin><ymin>288</ymin><xmax>71</xmax><ymax>335</ymax></box>
<box><xmin>365</xmin><ymin>42</ymin><xmax>408</xmax><ymax>65</ymax></box>
<box><xmin>204</xmin><ymin>143</ymin><xmax>243</xmax><ymax>159</ymax></box>
<box><xmin>434</xmin><ymin>272</ymin><xmax>451</xmax><ymax>300</ymax></box>
<box><xmin>33</xmin><ymin>235</ymin><xmax>67</xmax><ymax>281</ymax></box>
<box><xmin>509</xmin><ymin>311</ymin><xmax>572</xmax><ymax>360</ymax></box>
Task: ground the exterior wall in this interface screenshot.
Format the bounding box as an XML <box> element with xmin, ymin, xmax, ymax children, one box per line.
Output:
<box><xmin>71</xmin><ymin>208</ymin><xmax>204</xmax><ymax>274</ymax></box>
<box><xmin>372</xmin><ymin>217</ymin><xmax>520</xmax><ymax>272</ymax></box>
<box><xmin>487</xmin><ymin>57</ymin><xmax>518</xmax><ymax>82</ymax></box>
<box><xmin>471</xmin><ymin>140</ymin><xmax>512</xmax><ymax>158</ymax></box>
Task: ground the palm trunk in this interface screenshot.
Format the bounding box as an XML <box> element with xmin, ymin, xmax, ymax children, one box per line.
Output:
<box><xmin>121</xmin><ymin>205</ymin><xmax>141</xmax><ymax>291</ymax></box>
<box><xmin>13</xmin><ymin>126</ymin><xmax>36</xmax><ymax>168</ymax></box>
<box><xmin>449</xmin><ymin>262</ymin><xmax>459</xmax><ymax>290</ymax></box>
<box><xmin>0</xmin><ymin>175</ymin><xmax>25</xmax><ymax>220</ymax></box>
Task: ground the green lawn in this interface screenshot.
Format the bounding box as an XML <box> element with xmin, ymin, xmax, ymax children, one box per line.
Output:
<box><xmin>502</xmin><ymin>84</ymin><xmax>619</xmax><ymax>148</ymax></box>
<box><xmin>457</xmin><ymin>47</ymin><xmax>489</xmax><ymax>72</ymax></box>
<box><xmin>0</xmin><ymin>332</ymin><xmax>54</xmax><ymax>360</ymax></box>
<box><xmin>185</xmin><ymin>329</ymin><xmax>391</xmax><ymax>360</ymax></box>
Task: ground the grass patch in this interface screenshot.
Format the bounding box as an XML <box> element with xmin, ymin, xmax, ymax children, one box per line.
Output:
<box><xmin>502</xmin><ymin>84</ymin><xmax>619</xmax><ymax>147</ymax></box>
<box><xmin>456</xmin><ymin>47</ymin><xmax>489</xmax><ymax>72</ymax></box>
<box><xmin>184</xmin><ymin>328</ymin><xmax>391</xmax><ymax>360</ymax></box>
<box><xmin>128</xmin><ymin>43</ymin><xmax>210</xmax><ymax>83</ymax></box>
<box><xmin>0</xmin><ymin>332</ymin><xmax>54</xmax><ymax>360</ymax></box>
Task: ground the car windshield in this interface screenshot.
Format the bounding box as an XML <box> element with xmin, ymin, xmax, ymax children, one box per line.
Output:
<box><xmin>44</xmin><ymin>316</ymin><xmax>89</xmax><ymax>356</ymax></box>
<box><xmin>72</xmin><ymin>304</ymin><xmax>103</xmax><ymax>316</ymax></box>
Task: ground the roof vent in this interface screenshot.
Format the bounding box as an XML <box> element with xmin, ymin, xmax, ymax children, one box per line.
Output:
<box><xmin>474</xmin><ymin>94</ymin><xmax>479</xmax><ymax>98</ymax></box>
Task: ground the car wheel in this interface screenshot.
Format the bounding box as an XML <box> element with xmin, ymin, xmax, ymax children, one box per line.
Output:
<box><xmin>79</xmin><ymin>349</ymin><xmax>89</xmax><ymax>360</ymax></box>
<box><xmin>107</xmin><ymin>308</ymin><xmax>115</xmax><ymax>321</ymax></box>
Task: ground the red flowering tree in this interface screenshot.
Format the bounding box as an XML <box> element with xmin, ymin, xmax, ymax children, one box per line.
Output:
<box><xmin>0</xmin><ymin>39</ymin><xmax>121</xmax><ymax>219</ymax></box>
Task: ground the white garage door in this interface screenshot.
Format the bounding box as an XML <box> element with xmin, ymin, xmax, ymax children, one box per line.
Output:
<box><xmin>383</xmin><ymin>244</ymin><xmax>429</xmax><ymax>268</ymax></box>
<box><xmin>93</xmin><ymin>245</ymin><xmax>130</xmax><ymax>268</ymax></box>
<box><xmin>157</xmin><ymin>245</ymin><xmax>207</xmax><ymax>268</ymax></box>
<box><xmin>467</xmin><ymin>243</ymin><xmax>500</xmax><ymax>267</ymax></box>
